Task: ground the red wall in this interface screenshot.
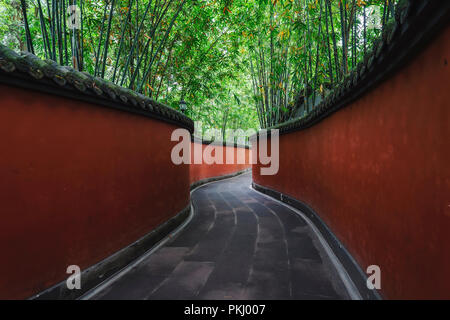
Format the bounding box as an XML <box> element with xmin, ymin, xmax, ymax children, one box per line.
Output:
<box><xmin>253</xmin><ymin>26</ymin><xmax>450</xmax><ymax>299</ymax></box>
<box><xmin>190</xmin><ymin>142</ymin><xmax>251</xmax><ymax>185</ymax></box>
<box><xmin>0</xmin><ymin>85</ymin><xmax>190</xmax><ymax>299</ymax></box>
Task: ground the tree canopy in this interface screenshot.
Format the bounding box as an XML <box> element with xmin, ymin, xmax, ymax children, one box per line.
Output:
<box><xmin>0</xmin><ymin>0</ymin><xmax>396</xmax><ymax>137</ymax></box>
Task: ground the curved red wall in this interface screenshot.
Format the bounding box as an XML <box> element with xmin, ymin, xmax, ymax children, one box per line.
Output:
<box><xmin>0</xmin><ymin>85</ymin><xmax>190</xmax><ymax>299</ymax></box>
<box><xmin>253</xmin><ymin>26</ymin><xmax>450</xmax><ymax>299</ymax></box>
<box><xmin>190</xmin><ymin>143</ymin><xmax>251</xmax><ymax>185</ymax></box>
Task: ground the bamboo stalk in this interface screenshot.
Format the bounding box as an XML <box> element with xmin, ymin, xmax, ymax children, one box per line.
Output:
<box><xmin>100</xmin><ymin>0</ymin><xmax>116</xmax><ymax>78</ymax></box>
<box><xmin>37</xmin><ymin>0</ymin><xmax>51</xmax><ymax>58</ymax></box>
<box><xmin>112</xmin><ymin>0</ymin><xmax>135</xmax><ymax>83</ymax></box>
<box><xmin>119</xmin><ymin>0</ymin><xmax>155</xmax><ymax>86</ymax></box>
<box><xmin>138</xmin><ymin>0</ymin><xmax>185</xmax><ymax>93</ymax></box>
<box><xmin>94</xmin><ymin>1</ymin><xmax>109</xmax><ymax>76</ymax></box>
<box><xmin>20</xmin><ymin>0</ymin><xmax>34</xmax><ymax>54</ymax></box>
<box><xmin>311</xmin><ymin>0</ymin><xmax>323</xmax><ymax>107</ymax></box>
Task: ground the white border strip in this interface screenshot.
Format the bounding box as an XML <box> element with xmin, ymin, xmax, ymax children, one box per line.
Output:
<box><xmin>251</xmin><ymin>186</ymin><xmax>362</xmax><ymax>300</ymax></box>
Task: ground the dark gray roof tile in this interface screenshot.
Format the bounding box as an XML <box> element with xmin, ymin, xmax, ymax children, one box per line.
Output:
<box><xmin>0</xmin><ymin>44</ymin><xmax>194</xmax><ymax>133</ymax></box>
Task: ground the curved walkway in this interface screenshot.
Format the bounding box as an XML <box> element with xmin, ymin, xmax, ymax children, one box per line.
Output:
<box><xmin>90</xmin><ymin>173</ymin><xmax>352</xmax><ymax>300</ymax></box>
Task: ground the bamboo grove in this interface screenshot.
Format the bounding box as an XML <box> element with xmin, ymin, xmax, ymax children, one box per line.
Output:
<box><xmin>244</xmin><ymin>0</ymin><xmax>397</xmax><ymax>128</ymax></box>
<box><xmin>0</xmin><ymin>0</ymin><xmax>397</xmax><ymax>132</ymax></box>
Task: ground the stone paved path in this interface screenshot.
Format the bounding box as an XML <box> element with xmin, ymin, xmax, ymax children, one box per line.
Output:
<box><xmin>91</xmin><ymin>173</ymin><xmax>350</xmax><ymax>300</ymax></box>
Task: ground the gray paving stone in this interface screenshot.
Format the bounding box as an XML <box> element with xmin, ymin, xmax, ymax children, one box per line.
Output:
<box><xmin>149</xmin><ymin>261</ymin><xmax>215</xmax><ymax>300</ymax></box>
<box><xmin>91</xmin><ymin>173</ymin><xmax>349</xmax><ymax>300</ymax></box>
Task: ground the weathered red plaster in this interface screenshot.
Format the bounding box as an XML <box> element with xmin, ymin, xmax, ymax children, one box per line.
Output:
<box><xmin>253</xmin><ymin>26</ymin><xmax>450</xmax><ymax>299</ymax></box>
<box><xmin>0</xmin><ymin>83</ymin><xmax>252</xmax><ymax>299</ymax></box>
<box><xmin>0</xmin><ymin>85</ymin><xmax>190</xmax><ymax>299</ymax></box>
<box><xmin>190</xmin><ymin>143</ymin><xmax>251</xmax><ymax>184</ymax></box>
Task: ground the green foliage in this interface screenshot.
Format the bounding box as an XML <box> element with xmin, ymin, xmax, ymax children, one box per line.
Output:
<box><xmin>0</xmin><ymin>0</ymin><xmax>395</xmax><ymax>132</ymax></box>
